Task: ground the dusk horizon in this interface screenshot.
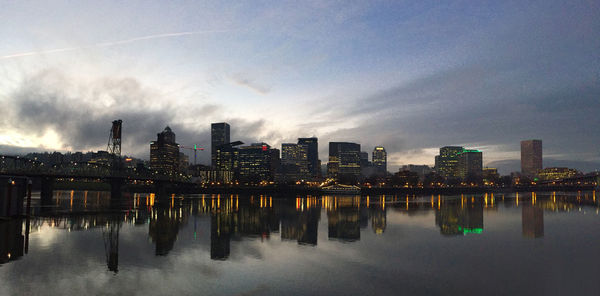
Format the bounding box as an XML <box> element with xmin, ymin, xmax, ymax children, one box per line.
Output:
<box><xmin>1</xmin><ymin>1</ymin><xmax>598</xmax><ymax>174</ymax></box>
<box><xmin>1</xmin><ymin>1</ymin><xmax>599</xmax><ymax>295</ymax></box>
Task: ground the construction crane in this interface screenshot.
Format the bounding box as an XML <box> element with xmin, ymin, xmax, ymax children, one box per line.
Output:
<box><xmin>178</xmin><ymin>144</ymin><xmax>204</xmax><ymax>166</ymax></box>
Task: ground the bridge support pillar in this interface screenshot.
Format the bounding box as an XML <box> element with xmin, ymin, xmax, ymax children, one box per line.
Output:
<box><xmin>40</xmin><ymin>177</ymin><xmax>54</xmax><ymax>206</ymax></box>
<box><xmin>110</xmin><ymin>178</ymin><xmax>124</xmax><ymax>209</ymax></box>
<box><xmin>155</xmin><ymin>181</ymin><xmax>170</xmax><ymax>206</ymax></box>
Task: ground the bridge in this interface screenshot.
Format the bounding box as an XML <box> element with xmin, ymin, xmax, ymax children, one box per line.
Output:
<box><xmin>0</xmin><ymin>120</ymin><xmax>194</xmax><ymax>213</ymax></box>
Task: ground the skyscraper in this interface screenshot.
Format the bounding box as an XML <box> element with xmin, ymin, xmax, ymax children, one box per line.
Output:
<box><xmin>521</xmin><ymin>139</ymin><xmax>542</xmax><ymax>177</ymax></box>
<box><xmin>435</xmin><ymin>146</ymin><xmax>464</xmax><ymax>179</ymax></box>
<box><xmin>360</xmin><ymin>151</ymin><xmax>370</xmax><ymax>168</ymax></box>
<box><xmin>211</xmin><ymin>123</ymin><xmax>230</xmax><ymax>167</ymax></box>
<box><xmin>372</xmin><ymin>146</ymin><xmax>387</xmax><ymax>174</ymax></box>
<box><xmin>150</xmin><ymin>126</ymin><xmax>179</xmax><ymax>174</ymax></box>
<box><xmin>280</xmin><ymin>143</ymin><xmax>309</xmax><ymax>181</ymax></box>
<box><xmin>298</xmin><ymin>137</ymin><xmax>319</xmax><ymax>178</ymax></box>
<box><xmin>328</xmin><ymin>142</ymin><xmax>361</xmax><ymax>183</ymax></box>
<box><xmin>238</xmin><ymin>143</ymin><xmax>279</xmax><ymax>183</ymax></box>
<box><xmin>456</xmin><ymin>149</ymin><xmax>483</xmax><ymax>182</ymax></box>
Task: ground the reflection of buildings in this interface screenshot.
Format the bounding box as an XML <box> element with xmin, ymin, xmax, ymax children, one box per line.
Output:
<box><xmin>237</xmin><ymin>200</ymin><xmax>279</xmax><ymax>237</ymax></box>
<box><xmin>435</xmin><ymin>198</ymin><xmax>483</xmax><ymax>235</ymax></box>
<box><xmin>0</xmin><ymin>219</ymin><xmax>25</xmax><ymax>264</ymax></box>
<box><xmin>149</xmin><ymin>206</ymin><xmax>187</xmax><ymax>256</ymax></box>
<box><xmin>327</xmin><ymin>197</ymin><xmax>361</xmax><ymax>242</ymax></box>
<box><xmin>211</xmin><ymin>210</ymin><xmax>234</xmax><ymax>260</ymax></box>
<box><xmin>522</xmin><ymin>204</ymin><xmax>544</xmax><ymax>238</ymax></box>
<box><xmin>281</xmin><ymin>202</ymin><xmax>320</xmax><ymax>245</ymax></box>
<box><xmin>208</xmin><ymin>196</ymin><xmax>280</xmax><ymax>259</ymax></box>
<box><xmin>370</xmin><ymin>205</ymin><xmax>386</xmax><ymax>234</ymax></box>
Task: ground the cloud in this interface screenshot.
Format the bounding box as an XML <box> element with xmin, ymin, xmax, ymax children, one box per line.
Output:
<box><xmin>0</xmin><ymin>69</ymin><xmax>288</xmax><ymax>164</ymax></box>
<box><xmin>0</xmin><ymin>30</ymin><xmax>236</xmax><ymax>60</ymax></box>
<box><xmin>230</xmin><ymin>73</ymin><xmax>271</xmax><ymax>94</ymax></box>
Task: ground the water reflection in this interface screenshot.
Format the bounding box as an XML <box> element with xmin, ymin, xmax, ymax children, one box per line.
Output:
<box><xmin>1</xmin><ymin>191</ymin><xmax>599</xmax><ymax>270</ymax></box>
<box><xmin>522</xmin><ymin>204</ymin><xmax>544</xmax><ymax>238</ymax></box>
<box><xmin>103</xmin><ymin>215</ymin><xmax>121</xmax><ymax>272</ymax></box>
<box><xmin>435</xmin><ymin>196</ymin><xmax>484</xmax><ymax>236</ymax></box>
<box><xmin>0</xmin><ymin>219</ymin><xmax>25</xmax><ymax>264</ymax></box>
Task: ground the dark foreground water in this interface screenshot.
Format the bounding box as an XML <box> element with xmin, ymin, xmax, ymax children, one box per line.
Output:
<box><xmin>1</xmin><ymin>191</ymin><xmax>599</xmax><ymax>295</ymax></box>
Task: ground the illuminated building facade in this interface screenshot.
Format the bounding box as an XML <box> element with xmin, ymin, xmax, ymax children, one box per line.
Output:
<box><xmin>179</xmin><ymin>152</ymin><xmax>189</xmax><ymax>171</ymax></box>
<box><xmin>327</xmin><ymin>142</ymin><xmax>361</xmax><ymax>183</ymax></box>
<box><xmin>483</xmin><ymin>167</ymin><xmax>500</xmax><ymax>185</ymax></box>
<box><xmin>280</xmin><ymin>143</ymin><xmax>309</xmax><ymax>182</ymax></box>
<box><xmin>198</xmin><ymin>169</ymin><xmax>235</xmax><ymax>184</ymax></box>
<box><xmin>150</xmin><ymin>126</ymin><xmax>179</xmax><ymax>174</ymax></box>
<box><xmin>537</xmin><ymin>167</ymin><xmax>580</xmax><ymax>181</ymax></box>
<box><xmin>435</xmin><ymin>146</ymin><xmax>464</xmax><ymax>179</ymax></box>
<box><xmin>372</xmin><ymin>146</ymin><xmax>387</xmax><ymax>174</ymax></box>
<box><xmin>521</xmin><ymin>139</ymin><xmax>542</xmax><ymax>177</ymax></box>
<box><xmin>215</xmin><ymin>142</ymin><xmax>241</xmax><ymax>173</ymax></box>
<box><xmin>457</xmin><ymin>150</ymin><xmax>483</xmax><ymax>182</ymax></box>
<box><xmin>211</xmin><ymin>123</ymin><xmax>230</xmax><ymax>167</ymax></box>
<box><xmin>238</xmin><ymin>143</ymin><xmax>279</xmax><ymax>183</ymax></box>
<box><xmin>298</xmin><ymin>137</ymin><xmax>320</xmax><ymax>178</ymax></box>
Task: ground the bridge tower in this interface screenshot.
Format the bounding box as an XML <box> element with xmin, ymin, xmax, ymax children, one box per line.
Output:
<box><xmin>107</xmin><ymin>120</ymin><xmax>122</xmax><ymax>163</ymax></box>
<box><xmin>107</xmin><ymin>120</ymin><xmax>124</xmax><ymax>201</ymax></box>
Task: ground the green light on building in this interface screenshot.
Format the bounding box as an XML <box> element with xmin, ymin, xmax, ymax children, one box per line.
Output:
<box><xmin>457</xmin><ymin>226</ymin><xmax>483</xmax><ymax>234</ymax></box>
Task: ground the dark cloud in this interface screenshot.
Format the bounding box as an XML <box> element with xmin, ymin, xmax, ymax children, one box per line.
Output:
<box><xmin>3</xmin><ymin>69</ymin><xmax>277</xmax><ymax>163</ymax></box>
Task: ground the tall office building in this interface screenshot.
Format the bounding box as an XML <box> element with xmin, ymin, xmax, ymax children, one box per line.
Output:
<box><xmin>238</xmin><ymin>143</ymin><xmax>279</xmax><ymax>183</ymax></box>
<box><xmin>211</xmin><ymin>123</ymin><xmax>230</xmax><ymax>167</ymax></box>
<box><xmin>327</xmin><ymin>142</ymin><xmax>361</xmax><ymax>183</ymax></box>
<box><xmin>521</xmin><ymin>139</ymin><xmax>542</xmax><ymax>177</ymax></box>
<box><xmin>360</xmin><ymin>152</ymin><xmax>370</xmax><ymax>168</ymax></box>
<box><xmin>372</xmin><ymin>146</ymin><xmax>387</xmax><ymax>174</ymax></box>
<box><xmin>280</xmin><ymin>143</ymin><xmax>309</xmax><ymax>181</ymax></box>
<box><xmin>150</xmin><ymin>126</ymin><xmax>180</xmax><ymax>174</ymax></box>
<box><xmin>214</xmin><ymin>141</ymin><xmax>243</xmax><ymax>172</ymax></box>
<box><xmin>435</xmin><ymin>146</ymin><xmax>464</xmax><ymax>179</ymax></box>
<box><xmin>298</xmin><ymin>137</ymin><xmax>319</xmax><ymax>178</ymax></box>
<box><xmin>456</xmin><ymin>149</ymin><xmax>483</xmax><ymax>182</ymax></box>
<box><xmin>281</xmin><ymin>143</ymin><xmax>300</xmax><ymax>165</ymax></box>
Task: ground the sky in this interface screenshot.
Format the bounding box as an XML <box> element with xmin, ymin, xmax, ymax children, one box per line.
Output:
<box><xmin>0</xmin><ymin>0</ymin><xmax>598</xmax><ymax>174</ymax></box>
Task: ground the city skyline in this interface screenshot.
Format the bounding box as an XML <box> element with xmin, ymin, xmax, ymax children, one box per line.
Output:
<box><xmin>0</xmin><ymin>1</ymin><xmax>598</xmax><ymax>174</ymax></box>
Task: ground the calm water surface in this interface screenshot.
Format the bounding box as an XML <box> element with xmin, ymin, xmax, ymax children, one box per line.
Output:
<box><xmin>1</xmin><ymin>191</ymin><xmax>599</xmax><ymax>295</ymax></box>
